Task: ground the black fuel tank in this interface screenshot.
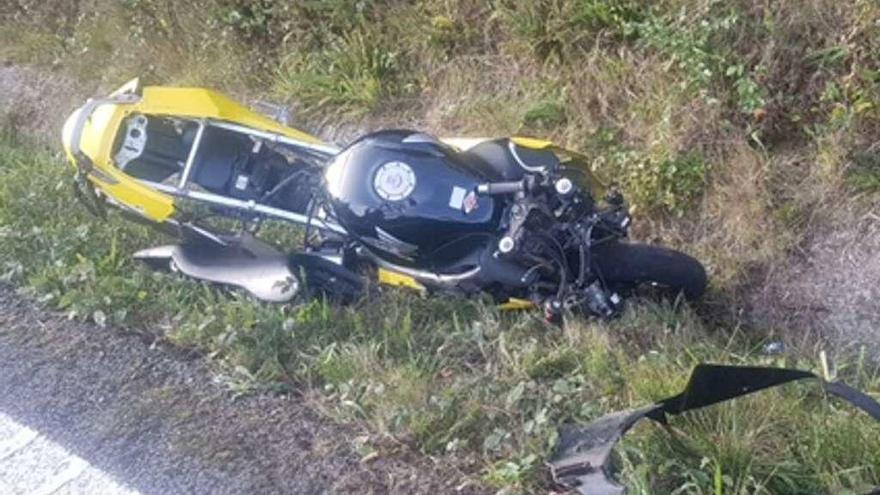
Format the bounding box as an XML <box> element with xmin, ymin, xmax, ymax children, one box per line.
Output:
<box><xmin>325</xmin><ymin>131</ymin><xmax>501</xmax><ymax>263</ymax></box>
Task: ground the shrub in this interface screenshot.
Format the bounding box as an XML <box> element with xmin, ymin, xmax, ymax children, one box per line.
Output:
<box><xmin>275</xmin><ymin>30</ymin><xmax>408</xmax><ymax>117</ymax></box>
<box><xmin>499</xmin><ymin>0</ymin><xmax>644</xmax><ymax>60</ymax></box>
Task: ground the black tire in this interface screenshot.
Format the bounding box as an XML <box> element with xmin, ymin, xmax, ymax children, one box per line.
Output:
<box><xmin>590</xmin><ymin>241</ymin><xmax>707</xmax><ymax>300</ymax></box>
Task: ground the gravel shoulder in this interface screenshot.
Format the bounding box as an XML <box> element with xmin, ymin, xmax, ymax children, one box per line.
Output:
<box><xmin>0</xmin><ymin>285</ymin><xmax>477</xmax><ymax>494</ymax></box>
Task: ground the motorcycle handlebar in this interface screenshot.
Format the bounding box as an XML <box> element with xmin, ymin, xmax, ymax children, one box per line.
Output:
<box><xmin>476</xmin><ymin>180</ymin><xmax>526</xmax><ymax>196</ymax></box>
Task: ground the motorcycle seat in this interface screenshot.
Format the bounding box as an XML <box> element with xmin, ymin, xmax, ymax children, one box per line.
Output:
<box><xmin>460</xmin><ymin>138</ymin><xmax>559</xmax><ymax>180</ymax></box>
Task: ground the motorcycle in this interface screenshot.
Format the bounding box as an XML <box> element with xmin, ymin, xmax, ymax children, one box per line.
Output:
<box><xmin>61</xmin><ymin>79</ymin><xmax>706</xmax><ymax>319</ymax></box>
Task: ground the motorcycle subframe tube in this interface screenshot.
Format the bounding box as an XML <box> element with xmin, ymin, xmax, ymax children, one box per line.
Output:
<box><xmin>177</xmin><ymin>120</ymin><xmax>206</xmax><ymax>189</ymax></box>
<box><xmin>137</xmin><ymin>117</ymin><xmax>347</xmax><ymax>236</ymax></box>
<box><xmin>356</xmin><ymin>247</ymin><xmax>481</xmax><ymax>288</ymax></box>
<box><xmin>207</xmin><ymin>120</ymin><xmax>340</xmax><ymax>157</ymax></box>
<box><xmin>141</xmin><ymin>180</ymin><xmax>348</xmax><ymax>236</ymax></box>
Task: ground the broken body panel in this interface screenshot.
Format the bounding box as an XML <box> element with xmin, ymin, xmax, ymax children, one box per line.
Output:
<box><xmin>61</xmin><ymin>79</ymin><xmax>332</xmax><ymax>223</ymax></box>
<box><xmin>549</xmin><ymin>364</ymin><xmax>880</xmax><ymax>495</ymax></box>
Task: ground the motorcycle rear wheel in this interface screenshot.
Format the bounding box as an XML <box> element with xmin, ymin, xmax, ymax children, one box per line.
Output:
<box><xmin>590</xmin><ymin>241</ymin><xmax>707</xmax><ymax>300</ymax></box>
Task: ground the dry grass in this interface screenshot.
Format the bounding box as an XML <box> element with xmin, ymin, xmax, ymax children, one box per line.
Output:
<box><xmin>2</xmin><ymin>0</ymin><xmax>880</xmax><ymax>492</ymax></box>
<box><xmin>698</xmin><ymin>143</ymin><xmax>788</xmax><ymax>284</ymax></box>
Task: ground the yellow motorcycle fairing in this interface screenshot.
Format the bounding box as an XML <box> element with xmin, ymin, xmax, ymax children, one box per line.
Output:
<box><xmin>61</xmin><ymin>79</ymin><xmax>327</xmax><ymax>223</ymax></box>
<box><xmin>377</xmin><ymin>268</ymin><xmax>427</xmax><ymax>292</ymax></box>
<box><xmin>377</xmin><ymin>267</ymin><xmax>535</xmax><ymax>309</ymax></box>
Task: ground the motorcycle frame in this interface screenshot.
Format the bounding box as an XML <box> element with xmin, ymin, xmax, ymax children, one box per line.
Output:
<box><xmin>61</xmin><ymin>80</ymin><xmax>610</xmax><ymax>309</ymax></box>
<box><xmin>62</xmin><ymin>79</ymin><xmax>347</xmax><ymax>236</ymax></box>
<box><xmin>136</xmin><ymin>118</ymin><xmax>348</xmax><ymax>237</ymax></box>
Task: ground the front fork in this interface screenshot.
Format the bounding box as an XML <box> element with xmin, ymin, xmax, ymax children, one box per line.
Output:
<box><xmin>543</xmin><ymin>213</ymin><xmax>629</xmax><ymax>322</ymax></box>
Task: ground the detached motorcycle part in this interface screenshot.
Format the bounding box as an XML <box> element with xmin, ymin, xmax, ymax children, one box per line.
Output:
<box><xmin>590</xmin><ymin>241</ymin><xmax>707</xmax><ymax>300</ymax></box>
<box><xmin>549</xmin><ymin>364</ymin><xmax>880</xmax><ymax>495</ymax></box>
<box><xmin>134</xmin><ymin>236</ymin><xmax>299</xmax><ymax>302</ymax></box>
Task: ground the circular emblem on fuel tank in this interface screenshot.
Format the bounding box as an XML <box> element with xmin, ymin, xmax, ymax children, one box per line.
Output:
<box><xmin>373</xmin><ymin>161</ymin><xmax>416</xmax><ymax>201</ymax></box>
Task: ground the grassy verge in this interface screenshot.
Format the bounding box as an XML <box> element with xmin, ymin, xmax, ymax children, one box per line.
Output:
<box><xmin>2</xmin><ymin>0</ymin><xmax>880</xmax><ymax>492</ymax></box>
<box><xmin>1</xmin><ymin>125</ymin><xmax>878</xmax><ymax>493</ymax></box>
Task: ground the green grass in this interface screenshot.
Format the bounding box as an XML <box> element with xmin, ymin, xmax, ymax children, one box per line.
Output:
<box><xmin>1</xmin><ymin>127</ymin><xmax>878</xmax><ymax>493</ymax></box>
<box><xmin>3</xmin><ymin>0</ymin><xmax>880</xmax><ymax>491</ymax></box>
<box><xmin>274</xmin><ymin>29</ymin><xmax>411</xmax><ymax>118</ymax></box>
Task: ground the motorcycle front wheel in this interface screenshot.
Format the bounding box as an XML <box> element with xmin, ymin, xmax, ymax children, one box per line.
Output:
<box><xmin>590</xmin><ymin>241</ymin><xmax>707</xmax><ymax>301</ymax></box>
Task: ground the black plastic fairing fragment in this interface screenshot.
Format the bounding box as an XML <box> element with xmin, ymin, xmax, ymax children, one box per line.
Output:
<box><xmin>551</xmin><ymin>407</ymin><xmax>659</xmax><ymax>495</ymax></box>
<box><xmin>648</xmin><ymin>365</ymin><xmax>815</xmax><ymax>421</ymax></box>
<box><xmin>548</xmin><ymin>364</ymin><xmax>880</xmax><ymax>495</ymax></box>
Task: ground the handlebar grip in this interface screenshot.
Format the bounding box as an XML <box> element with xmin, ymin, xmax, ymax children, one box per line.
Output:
<box><xmin>476</xmin><ymin>180</ymin><xmax>525</xmax><ymax>195</ymax></box>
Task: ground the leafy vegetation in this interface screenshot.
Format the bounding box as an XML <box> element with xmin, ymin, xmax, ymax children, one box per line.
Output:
<box><xmin>275</xmin><ymin>29</ymin><xmax>410</xmax><ymax>117</ymax></box>
<box><xmin>2</xmin><ymin>0</ymin><xmax>880</xmax><ymax>492</ymax></box>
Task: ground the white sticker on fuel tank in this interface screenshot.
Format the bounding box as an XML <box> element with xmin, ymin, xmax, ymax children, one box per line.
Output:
<box><xmin>234</xmin><ymin>174</ymin><xmax>249</xmax><ymax>190</ymax></box>
<box><xmin>449</xmin><ymin>186</ymin><xmax>466</xmax><ymax>209</ymax></box>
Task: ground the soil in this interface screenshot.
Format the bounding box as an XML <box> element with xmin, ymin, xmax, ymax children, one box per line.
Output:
<box><xmin>0</xmin><ymin>65</ymin><xmax>97</xmax><ymax>144</ymax></box>
<box><xmin>752</xmin><ymin>205</ymin><xmax>880</xmax><ymax>357</ymax></box>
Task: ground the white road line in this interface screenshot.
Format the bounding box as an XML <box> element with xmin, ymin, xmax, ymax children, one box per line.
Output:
<box><xmin>0</xmin><ymin>427</ymin><xmax>39</xmax><ymax>462</ymax></box>
<box><xmin>0</xmin><ymin>413</ymin><xmax>140</xmax><ymax>495</ymax></box>
<box><xmin>30</xmin><ymin>457</ymin><xmax>88</xmax><ymax>495</ymax></box>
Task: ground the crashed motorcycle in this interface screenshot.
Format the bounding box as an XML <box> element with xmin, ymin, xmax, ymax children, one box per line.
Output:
<box><xmin>61</xmin><ymin>80</ymin><xmax>706</xmax><ymax>319</ymax></box>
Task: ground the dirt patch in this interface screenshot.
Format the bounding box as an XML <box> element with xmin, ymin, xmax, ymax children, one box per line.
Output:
<box><xmin>0</xmin><ymin>285</ymin><xmax>482</xmax><ymax>494</ymax></box>
<box><xmin>0</xmin><ymin>64</ymin><xmax>99</xmax><ymax>144</ymax></box>
<box><xmin>752</xmin><ymin>203</ymin><xmax>880</xmax><ymax>356</ymax></box>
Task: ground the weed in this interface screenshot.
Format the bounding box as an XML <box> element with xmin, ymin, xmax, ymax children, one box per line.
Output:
<box><xmin>275</xmin><ymin>29</ymin><xmax>408</xmax><ymax>117</ymax></box>
<box><xmin>2</xmin><ymin>0</ymin><xmax>880</xmax><ymax>492</ymax></box>
<box><xmin>499</xmin><ymin>0</ymin><xmax>643</xmax><ymax>60</ymax></box>
<box><xmin>523</xmin><ymin>99</ymin><xmax>567</xmax><ymax>129</ymax></box>
<box><xmin>598</xmin><ymin>148</ymin><xmax>710</xmax><ymax>215</ymax></box>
